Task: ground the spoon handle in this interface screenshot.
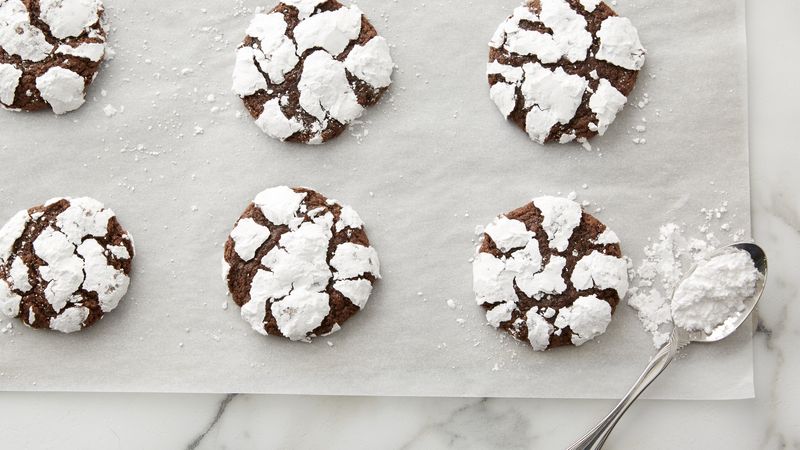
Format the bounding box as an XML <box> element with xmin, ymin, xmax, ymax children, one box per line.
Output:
<box><xmin>566</xmin><ymin>338</ymin><xmax>678</xmax><ymax>450</ymax></box>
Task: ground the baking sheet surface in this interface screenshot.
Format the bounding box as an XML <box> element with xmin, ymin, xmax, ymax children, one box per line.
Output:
<box><xmin>0</xmin><ymin>0</ymin><xmax>751</xmax><ymax>399</ymax></box>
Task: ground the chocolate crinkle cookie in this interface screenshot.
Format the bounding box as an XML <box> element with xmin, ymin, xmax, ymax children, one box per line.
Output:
<box><xmin>0</xmin><ymin>197</ymin><xmax>134</xmax><ymax>333</ymax></box>
<box><xmin>473</xmin><ymin>196</ymin><xmax>629</xmax><ymax>351</ymax></box>
<box><xmin>232</xmin><ymin>0</ymin><xmax>394</xmax><ymax>144</ymax></box>
<box><xmin>223</xmin><ymin>186</ymin><xmax>380</xmax><ymax>342</ymax></box>
<box><xmin>0</xmin><ymin>0</ymin><xmax>107</xmax><ymax>114</ymax></box>
<box><xmin>488</xmin><ymin>0</ymin><xmax>645</xmax><ymax>145</ymax></box>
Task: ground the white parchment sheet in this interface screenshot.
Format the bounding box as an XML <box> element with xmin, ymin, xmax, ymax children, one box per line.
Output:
<box><xmin>0</xmin><ymin>0</ymin><xmax>751</xmax><ymax>399</ymax></box>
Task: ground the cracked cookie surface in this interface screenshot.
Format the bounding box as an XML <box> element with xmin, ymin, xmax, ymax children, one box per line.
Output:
<box><xmin>0</xmin><ymin>0</ymin><xmax>107</xmax><ymax>114</ymax></box>
<box><xmin>232</xmin><ymin>0</ymin><xmax>394</xmax><ymax>144</ymax></box>
<box><xmin>223</xmin><ymin>186</ymin><xmax>380</xmax><ymax>342</ymax></box>
<box><xmin>487</xmin><ymin>0</ymin><xmax>645</xmax><ymax>144</ymax></box>
<box><xmin>0</xmin><ymin>197</ymin><xmax>134</xmax><ymax>333</ymax></box>
<box><xmin>473</xmin><ymin>196</ymin><xmax>628</xmax><ymax>350</ymax></box>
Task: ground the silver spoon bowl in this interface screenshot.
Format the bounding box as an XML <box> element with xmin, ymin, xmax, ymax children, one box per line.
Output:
<box><xmin>568</xmin><ymin>242</ymin><xmax>768</xmax><ymax>450</ymax></box>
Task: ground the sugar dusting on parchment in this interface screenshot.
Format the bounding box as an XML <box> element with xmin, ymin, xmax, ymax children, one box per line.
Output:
<box><xmin>627</xmin><ymin>198</ymin><xmax>747</xmax><ymax>348</ymax></box>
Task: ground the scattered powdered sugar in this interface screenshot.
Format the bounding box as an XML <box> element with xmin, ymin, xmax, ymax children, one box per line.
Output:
<box><xmin>627</xmin><ymin>200</ymin><xmax>750</xmax><ymax>347</ymax></box>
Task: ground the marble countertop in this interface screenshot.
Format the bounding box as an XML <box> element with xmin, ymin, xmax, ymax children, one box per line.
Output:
<box><xmin>1</xmin><ymin>1</ymin><xmax>797</xmax><ymax>449</ymax></box>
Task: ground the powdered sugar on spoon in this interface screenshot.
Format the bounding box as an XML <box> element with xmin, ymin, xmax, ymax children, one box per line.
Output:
<box><xmin>569</xmin><ymin>242</ymin><xmax>768</xmax><ymax>450</ymax></box>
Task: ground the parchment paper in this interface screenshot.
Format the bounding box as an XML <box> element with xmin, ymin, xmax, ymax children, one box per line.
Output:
<box><xmin>0</xmin><ymin>0</ymin><xmax>752</xmax><ymax>399</ymax></box>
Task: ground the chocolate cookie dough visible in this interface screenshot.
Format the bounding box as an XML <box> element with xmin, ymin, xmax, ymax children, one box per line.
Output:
<box><xmin>487</xmin><ymin>0</ymin><xmax>645</xmax><ymax>144</ymax></box>
<box><xmin>0</xmin><ymin>197</ymin><xmax>134</xmax><ymax>333</ymax></box>
<box><xmin>0</xmin><ymin>0</ymin><xmax>107</xmax><ymax>114</ymax></box>
<box><xmin>473</xmin><ymin>196</ymin><xmax>628</xmax><ymax>350</ymax></box>
<box><xmin>232</xmin><ymin>0</ymin><xmax>394</xmax><ymax>144</ymax></box>
<box><xmin>223</xmin><ymin>186</ymin><xmax>380</xmax><ymax>342</ymax></box>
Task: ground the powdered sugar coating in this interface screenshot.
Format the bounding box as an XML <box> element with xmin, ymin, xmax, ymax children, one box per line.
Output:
<box><xmin>55</xmin><ymin>197</ymin><xmax>115</xmax><ymax>244</ymax></box>
<box><xmin>487</xmin><ymin>61</ymin><xmax>524</xmax><ymax>118</ymax></box>
<box><xmin>0</xmin><ymin>210</ymin><xmax>29</xmax><ymax>262</ymax></box>
<box><xmin>34</xmin><ymin>226</ymin><xmax>85</xmax><ymax>311</ymax></box>
<box><xmin>0</xmin><ymin>0</ymin><xmax>106</xmax><ymax>113</ymax></box>
<box><xmin>232</xmin><ymin>0</ymin><xmax>394</xmax><ymax>144</ymax></box>
<box><xmin>332</xmin><ymin>279</ymin><xmax>372</xmax><ymax>308</ymax></box>
<box><xmin>596</xmin><ymin>16</ymin><xmax>646</xmax><ymax>71</ymax></box>
<box><xmin>270</xmin><ymin>290</ymin><xmax>330</xmax><ymax>341</ymax></box>
<box><xmin>9</xmin><ymin>257</ymin><xmax>31</xmax><ymax>292</ymax></box>
<box><xmin>244</xmin><ymin>12</ymin><xmax>298</xmax><ymax>84</ymax></box>
<box><xmin>255</xmin><ymin>98</ymin><xmax>304</xmax><ymax>140</ymax></box>
<box><xmin>335</xmin><ymin>205</ymin><xmax>364</xmax><ymax>232</ymax></box>
<box><xmin>0</xmin><ymin>197</ymin><xmax>134</xmax><ymax>333</ymax></box>
<box><xmin>343</xmin><ymin>36</ymin><xmax>394</xmax><ymax>89</ymax></box>
<box><xmin>484</xmin><ymin>216</ymin><xmax>535</xmax><ymax>253</ymax></box>
<box><xmin>0</xmin><ymin>0</ymin><xmax>53</xmax><ymax>62</ymax></box>
<box><xmin>521</xmin><ymin>63</ymin><xmax>589</xmax><ymax>144</ymax></box>
<box><xmin>293</xmin><ymin>6</ymin><xmax>362</xmax><ymax>55</ymax></box>
<box><xmin>593</xmin><ymin>226</ymin><xmax>620</xmax><ymax>245</ymax></box>
<box><xmin>527</xmin><ymin>310</ymin><xmax>555</xmax><ymax>351</ymax></box>
<box><xmin>35</xmin><ymin>67</ymin><xmax>87</xmax><ymax>114</ymax></box>
<box><xmin>533</xmin><ymin>196</ymin><xmax>582</xmax><ymax>252</ymax></box>
<box><xmin>589</xmin><ymin>79</ymin><xmax>628</xmax><ymax>135</ymax></box>
<box><xmin>504</xmin><ymin>0</ymin><xmax>592</xmax><ymax>64</ymax></box>
<box><xmin>77</xmin><ymin>238</ymin><xmax>129</xmax><ymax>312</ymax></box>
<box><xmin>487</xmin><ymin>0</ymin><xmax>646</xmax><ymax>144</ymax></box>
<box><xmin>39</xmin><ymin>0</ymin><xmax>102</xmax><ymax>40</ymax></box>
<box><xmin>224</xmin><ymin>186</ymin><xmax>380</xmax><ymax>342</ymax></box>
<box><xmin>254</xmin><ymin>185</ymin><xmax>307</xmax><ymax>226</ymax></box>
<box><xmin>473</xmin><ymin>195</ymin><xmax>627</xmax><ymax>351</ymax></box>
<box><xmin>230</xmin><ymin>218</ymin><xmax>271</xmax><ymax>262</ymax></box>
<box><xmin>0</xmin><ymin>63</ymin><xmax>22</xmax><ymax>106</ymax></box>
<box><xmin>232</xmin><ymin>47</ymin><xmax>270</xmax><ymax>97</ymax></box>
<box><xmin>298</xmin><ymin>50</ymin><xmax>363</xmax><ymax>123</ymax></box>
<box><xmin>49</xmin><ymin>306</ymin><xmax>90</xmax><ymax>333</ymax></box>
<box><xmin>516</xmin><ymin>255</ymin><xmax>567</xmax><ymax>298</ymax></box>
<box><xmin>282</xmin><ymin>0</ymin><xmax>327</xmax><ymax>19</ymax></box>
<box><xmin>553</xmin><ymin>295</ymin><xmax>612</xmax><ymax>346</ymax></box>
<box><xmin>56</xmin><ymin>42</ymin><xmax>105</xmax><ymax>62</ymax></box>
<box><xmin>330</xmin><ymin>242</ymin><xmax>380</xmax><ymax>280</ymax></box>
<box><xmin>571</xmin><ymin>250</ymin><xmax>629</xmax><ymax>297</ymax></box>
<box><xmin>580</xmin><ymin>0</ymin><xmax>601</xmax><ymax>12</ymax></box>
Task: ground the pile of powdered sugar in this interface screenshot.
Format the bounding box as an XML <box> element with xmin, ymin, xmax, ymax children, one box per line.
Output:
<box><xmin>627</xmin><ymin>201</ymin><xmax>752</xmax><ymax>348</ymax></box>
<box><xmin>671</xmin><ymin>248</ymin><xmax>759</xmax><ymax>334</ymax></box>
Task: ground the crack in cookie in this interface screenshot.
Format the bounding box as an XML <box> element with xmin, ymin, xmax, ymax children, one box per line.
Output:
<box><xmin>232</xmin><ymin>0</ymin><xmax>394</xmax><ymax>144</ymax></box>
<box><xmin>0</xmin><ymin>197</ymin><xmax>134</xmax><ymax>333</ymax></box>
<box><xmin>473</xmin><ymin>196</ymin><xmax>628</xmax><ymax>351</ymax></box>
<box><xmin>223</xmin><ymin>186</ymin><xmax>380</xmax><ymax>342</ymax></box>
<box><xmin>487</xmin><ymin>0</ymin><xmax>645</xmax><ymax>144</ymax></box>
<box><xmin>0</xmin><ymin>0</ymin><xmax>107</xmax><ymax>113</ymax></box>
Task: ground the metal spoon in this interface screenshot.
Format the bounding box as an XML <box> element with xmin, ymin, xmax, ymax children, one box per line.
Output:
<box><xmin>567</xmin><ymin>242</ymin><xmax>768</xmax><ymax>450</ymax></box>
